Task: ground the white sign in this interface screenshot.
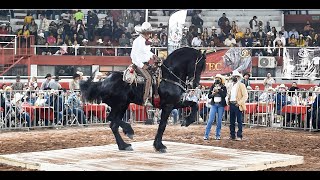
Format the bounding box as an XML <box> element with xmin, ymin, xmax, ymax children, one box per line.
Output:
<box><xmin>168</xmin><ymin>10</ymin><xmax>187</xmax><ymax>55</ymax></box>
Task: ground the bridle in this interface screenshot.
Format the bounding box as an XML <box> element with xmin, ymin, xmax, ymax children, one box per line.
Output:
<box><xmin>162</xmin><ymin>54</ymin><xmax>205</xmax><ymax>92</ymax></box>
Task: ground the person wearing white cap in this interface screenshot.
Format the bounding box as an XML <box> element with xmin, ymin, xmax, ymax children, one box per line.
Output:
<box><xmin>12</xmin><ymin>93</ymin><xmax>31</xmax><ymax>127</ymax></box>
<box><xmin>130</xmin><ymin>21</ymin><xmax>159</xmax><ymax>106</ymax></box>
<box><xmin>275</xmin><ymin>84</ymin><xmax>290</xmax><ymax>115</ymax></box>
<box><xmin>93</xmin><ymin>72</ymin><xmax>104</xmax><ymax>82</ymax></box>
<box><xmin>228</xmin><ymin>70</ymin><xmax>248</xmax><ymax>141</ymax></box>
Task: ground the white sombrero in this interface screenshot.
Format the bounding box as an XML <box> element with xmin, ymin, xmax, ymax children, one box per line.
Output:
<box><xmin>134</xmin><ymin>22</ymin><xmax>158</xmax><ymax>34</ymax></box>
<box><xmin>76</xmin><ymin>71</ymin><xmax>83</xmax><ymax>76</ymax></box>
<box><xmin>231</xmin><ymin>70</ymin><xmax>243</xmax><ymax>79</ymax></box>
<box><xmin>214</xmin><ymin>74</ymin><xmax>226</xmax><ymax>84</ymax></box>
<box><xmin>97</xmin><ymin>39</ymin><xmax>104</xmax><ymax>44</ymax></box>
<box><xmin>279</xmin><ymin>84</ymin><xmax>286</xmax><ymax>88</ymax></box>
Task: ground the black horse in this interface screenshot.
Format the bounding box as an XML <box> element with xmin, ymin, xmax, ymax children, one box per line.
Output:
<box><xmin>80</xmin><ymin>47</ymin><xmax>206</xmax><ymax>152</ymax></box>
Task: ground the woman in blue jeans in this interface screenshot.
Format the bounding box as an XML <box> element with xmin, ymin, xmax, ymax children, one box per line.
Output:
<box><xmin>204</xmin><ymin>74</ymin><xmax>227</xmax><ymax>140</ymax></box>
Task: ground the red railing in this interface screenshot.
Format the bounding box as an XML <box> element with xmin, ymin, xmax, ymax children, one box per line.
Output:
<box><xmin>1</xmin><ymin>35</ymin><xmax>15</xmax><ymax>69</ymax></box>
<box><xmin>0</xmin><ymin>35</ymin><xmax>35</xmax><ymax>75</ymax></box>
<box><xmin>16</xmin><ymin>35</ymin><xmax>35</xmax><ymax>56</ymax></box>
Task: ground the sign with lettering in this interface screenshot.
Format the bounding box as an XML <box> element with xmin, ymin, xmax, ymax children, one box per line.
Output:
<box><xmin>202</xmin><ymin>48</ymin><xmax>252</xmax><ymax>78</ymax></box>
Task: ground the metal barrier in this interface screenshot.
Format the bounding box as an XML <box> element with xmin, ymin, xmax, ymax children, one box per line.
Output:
<box><xmin>0</xmin><ymin>89</ymin><xmax>320</xmax><ymax>132</ymax></box>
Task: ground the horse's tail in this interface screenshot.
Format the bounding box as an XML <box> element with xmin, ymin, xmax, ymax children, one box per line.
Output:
<box><xmin>80</xmin><ymin>69</ymin><xmax>102</xmax><ymax>102</ymax></box>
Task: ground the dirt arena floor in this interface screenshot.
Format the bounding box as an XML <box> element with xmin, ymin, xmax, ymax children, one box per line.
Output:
<box><xmin>0</xmin><ymin>123</ymin><xmax>320</xmax><ymax>171</ymax></box>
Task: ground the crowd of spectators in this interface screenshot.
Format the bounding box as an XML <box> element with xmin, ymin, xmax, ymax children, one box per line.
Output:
<box><xmin>1</xmin><ymin>10</ymin><xmax>320</xmax><ymax>57</ymax></box>
<box><xmin>185</xmin><ymin>11</ymin><xmax>320</xmax><ymax>57</ymax></box>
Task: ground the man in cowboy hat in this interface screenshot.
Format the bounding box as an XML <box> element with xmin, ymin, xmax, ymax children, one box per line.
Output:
<box><xmin>130</xmin><ymin>21</ymin><xmax>159</xmax><ymax>106</ymax></box>
<box><xmin>40</xmin><ymin>73</ymin><xmax>52</xmax><ymax>90</ymax></box>
<box><xmin>69</xmin><ymin>73</ymin><xmax>80</xmax><ymax>91</ymax></box>
<box><xmin>228</xmin><ymin>70</ymin><xmax>248</xmax><ymax>141</ymax></box>
<box><xmin>275</xmin><ymin>84</ymin><xmax>290</xmax><ymax>115</ymax></box>
<box><xmin>241</xmin><ymin>72</ymin><xmax>251</xmax><ymax>88</ymax></box>
<box><xmin>11</xmin><ymin>75</ymin><xmax>24</xmax><ymax>91</ymax></box>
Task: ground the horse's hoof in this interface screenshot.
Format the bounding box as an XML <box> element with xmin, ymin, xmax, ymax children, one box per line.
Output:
<box><xmin>158</xmin><ymin>148</ymin><xmax>167</xmax><ymax>153</ymax></box>
<box><xmin>126</xmin><ymin>133</ymin><xmax>134</xmax><ymax>140</ymax></box>
<box><xmin>124</xmin><ymin>145</ymin><xmax>133</xmax><ymax>151</ymax></box>
<box><xmin>185</xmin><ymin>120</ymin><xmax>195</xmax><ymax>127</ymax></box>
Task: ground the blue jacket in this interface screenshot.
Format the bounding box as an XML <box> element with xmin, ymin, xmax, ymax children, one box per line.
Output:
<box><xmin>275</xmin><ymin>92</ymin><xmax>291</xmax><ymax>111</ymax></box>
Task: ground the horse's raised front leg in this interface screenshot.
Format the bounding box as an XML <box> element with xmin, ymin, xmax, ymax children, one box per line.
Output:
<box><xmin>154</xmin><ymin>105</ymin><xmax>173</xmax><ymax>153</ymax></box>
<box><xmin>178</xmin><ymin>101</ymin><xmax>198</xmax><ymax>127</ymax></box>
<box><xmin>109</xmin><ymin>108</ymin><xmax>133</xmax><ymax>151</ymax></box>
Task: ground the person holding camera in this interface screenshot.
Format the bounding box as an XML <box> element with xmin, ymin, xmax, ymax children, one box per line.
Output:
<box><xmin>204</xmin><ymin>74</ymin><xmax>227</xmax><ymax>140</ymax></box>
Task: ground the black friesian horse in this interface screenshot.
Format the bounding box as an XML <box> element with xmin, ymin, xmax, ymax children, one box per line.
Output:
<box><xmin>80</xmin><ymin>47</ymin><xmax>206</xmax><ymax>152</ymax></box>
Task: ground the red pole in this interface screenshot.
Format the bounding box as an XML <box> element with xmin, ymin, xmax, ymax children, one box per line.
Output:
<box><xmin>27</xmin><ymin>57</ymin><xmax>31</xmax><ymax>77</ymax></box>
<box><xmin>25</xmin><ymin>36</ymin><xmax>28</xmax><ymax>55</ymax></box>
<box><xmin>18</xmin><ymin>36</ymin><xmax>20</xmax><ymax>56</ymax></box>
<box><xmin>1</xmin><ymin>47</ymin><xmax>4</xmax><ymax>68</ymax></box>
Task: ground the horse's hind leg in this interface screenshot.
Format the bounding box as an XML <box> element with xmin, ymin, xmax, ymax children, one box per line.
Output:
<box><xmin>110</xmin><ymin>121</ymin><xmax>133</xmax><ymax>151</ymax></box>
<box><xmin>153</xmin><ymin>105</ymin><xmax>173</xmax><ymax>153</ymax></box>
<box><xmin>109</xmin><ymin>109</ymin><xmax>133</xmax><ymax>151</ymax></box>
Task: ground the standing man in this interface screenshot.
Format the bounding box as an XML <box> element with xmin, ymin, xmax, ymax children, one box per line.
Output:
<box><xmin>241</xmin><ymin>72</ymin><xmax>251</xmax><ymax>88</ymax></box>
<box><xmin>40</xmin><ymin>73</ymin><xmax>52</xmax><ymax>90</ymax></box>
<box><xmin>263</xmin><ymin>72</ymin><xmax>275</xmax><ymax>90</ymax></box>
<box><xmin>228</xmin><ymin>70</ymin><xmax>248</xmax><ymax>141</ymax></box>
<box><xmin>130</xmin><ymin>21</ymin><xmax>159</xmax><ymax>106</ymax></box>
<box><xmin>11</xmin><ymin>75</ymin><xmax>24</xmax><ymax>91</ymax></box>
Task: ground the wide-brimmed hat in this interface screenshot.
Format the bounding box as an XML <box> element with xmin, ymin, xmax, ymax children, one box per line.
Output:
<box><xmin>45</xmin><ymin>73</ymin><xmax>52</xmax><ymax>78</ymax></box>
<box><xmin>231</xmin><ymin>70</ymin><xmax>243</xmax><ymax>78</ymax></box>
<box><xmin>96</xmin><ymin>72</ymin><xmax>103</xmax><ymax>76</ymax></box>
<box><xmin>38</xmin><ymin>32</ymin><xmax>44</xmax><ymax>38</ymax></box>
<box><xmin>135</xmin><ymin>22</ymin><xmax>157</xmax><ymax>34</ymax></box>
<box><xmin>214</xmin><ymin>74</ymin><xmax>226</xmax><ymax>84</ymax></box>
<box><xmin>82</xmin><ymin>39</ymin><xmax>88</xmax><ymax>43</ymax></box>
<box><xmin>267</xmin><ymin>87</ymin><xmax>275</xmax><ymax>92</ymax></box>
<box><xmin>279</xmin><ymin>84</ymin><xmax>286</xmax><ymax>88</ymax></box>
<box><xmin>4</xmin><ymin>86</ymin><xmax>12</xmax><ymax>91</ymax></box>
<box><xmin>243</xmin><ymin>72</ymin><xmax>251</xmax><ymax>77</ymax></box>
<box><xmin>211</xmin><ymin>26</ymin><xmax>217</xmax><ymax>30</ymax></box>
<box><xmin>97</xmin><ymin>39</ymin><xmax>104</xmax><ymax>44</ymax></box>
<box><xmin>76</xmin><ymin>71</ymin><xmax>83</xmax><ymax>76</ymax></box>
<box><xmin>13</xmin><ymin>93</ymin><xmax>24</xmax><ymax>104</ymax></box>
<box><xmin>73</xmin><ymin>73</ymin><xmax>81</xmax><ymax>79</ymax></box>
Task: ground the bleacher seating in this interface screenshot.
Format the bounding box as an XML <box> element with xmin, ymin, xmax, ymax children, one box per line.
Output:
<box><xmin>149</xmin><ymin>9</ymin><xmax>283</xmax><ymax>34</ymax></box>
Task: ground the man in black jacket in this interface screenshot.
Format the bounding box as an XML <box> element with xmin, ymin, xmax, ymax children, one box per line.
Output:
<box><xmin>86</xmin><ymin>11</ymin><xmax>99</xmax><ymax>41</ymax></box>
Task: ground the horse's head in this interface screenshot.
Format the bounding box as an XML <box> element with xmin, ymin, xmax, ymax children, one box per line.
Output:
<box><xmin>162</xmin><ymin>47</ymin><xmax>206</xmax><ymax>89</ymax></box>
<box><xmin>187</xmin><ymin>49</ymin><xmax>206</xmax><ymax>88</ymax></box>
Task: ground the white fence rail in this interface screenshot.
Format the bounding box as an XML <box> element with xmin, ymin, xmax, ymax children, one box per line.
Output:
<box><xmin>0</xmin><ymin>89</ymin><xmax>319</xmax><ymax>131</ymax></box>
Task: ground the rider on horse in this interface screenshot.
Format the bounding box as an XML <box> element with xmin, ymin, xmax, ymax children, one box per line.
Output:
<box><xmin>130</xmin><ymin>21</ymin><xmax>159</xmax><ymax>106</ymax></box>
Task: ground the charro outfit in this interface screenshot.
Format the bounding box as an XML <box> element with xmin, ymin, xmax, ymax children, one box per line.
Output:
<box><xmin>130</xmin><ymin>24</ymin><xmax>155</xmax><ymax>106</ymax></box>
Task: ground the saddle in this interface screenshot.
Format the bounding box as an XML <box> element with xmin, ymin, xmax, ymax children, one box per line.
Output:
<box><xmin>123</xmin><ymin>61</ymin><xmax>162</xmax><ymax>108</ymax></box>
<box><xmin>123</xmin><ymin>62</ymin><xmax>162</xmax><ymax>88</ymax></box>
